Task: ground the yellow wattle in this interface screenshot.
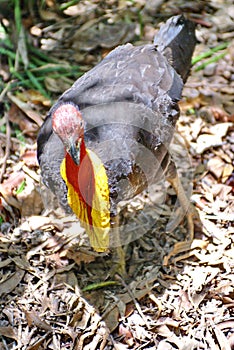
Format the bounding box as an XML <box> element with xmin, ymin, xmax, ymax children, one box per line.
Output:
<box><xmin>60</xmin><ymin>149</ymin><xmax>110</xmax><ymax>252</ymax></box>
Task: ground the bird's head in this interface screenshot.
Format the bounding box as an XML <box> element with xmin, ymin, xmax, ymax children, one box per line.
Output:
<box><xmin>52</xmin><ymin>103</ymin><xmax>84</xmax><ymax>165</ymax></box>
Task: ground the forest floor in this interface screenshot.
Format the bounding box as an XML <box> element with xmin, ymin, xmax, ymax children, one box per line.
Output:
<box><xmin>0</xmin><ymin>0</ymin><xmax>233</xmax><ymax>349</ymax></box>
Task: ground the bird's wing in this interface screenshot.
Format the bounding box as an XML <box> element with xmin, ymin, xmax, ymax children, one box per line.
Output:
<box><xmin>57</xmin><ymin>43</ymin><xmax>183</xmax><ymax>112</ymax></box>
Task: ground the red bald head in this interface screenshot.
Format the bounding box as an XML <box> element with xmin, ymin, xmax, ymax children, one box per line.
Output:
<box><xmin>52</xmin><ymin>103</ymin><xmax>84</xmax><ymax>165</ymax></box>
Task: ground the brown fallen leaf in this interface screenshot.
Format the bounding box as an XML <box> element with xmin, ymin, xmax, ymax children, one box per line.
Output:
<box><xmin>191</xmin><ymin>122</ymin><xmax>233</xmax><ymax>154</ymax></box>
<box><xmin>118</xmin><ymin>323</ymin><xmax>134</xmax><ymax>346</ymax></box>
<box><xmin>23</xmin><ymin>309</ymin><xmax>52</xmax><ymax>331</ymax></box>
<box><xmin>8</xmin><ymin>103</ymin><xmax>38</xmax><ymax>136</ymax></box>
<box><xmin>0</xmin><ymin>171</ymin><xmax>25</xmax><ymax>195</ymax></box>
<box><xmin>207</xmin><ymin>156</ymin><xmax>226</xmax><ymax>179</ymax></box>
<box><xmin>45</xmin><ymin>252</ymin><xmax>69</xmax><ymax>269</ymax></box>
<box><xmin>211</xmin><ymin>183</ymin><xmax>232</xmax><ymax>199</ymax></box>
<box><xmin>155</xmin><ymin>324</ymin><xmax>184</xmax><ymax>348</ymax></box>
<box><xmin>217</xmin><ymin>320</ymin><xmax>234</xmax><ymax>331</ymax></box>
<box><xmin>8</xmin><ymin>92</ymin><xmax>43</xmax><ymax>127</ymax></box>
<box><xmin>103</xmin><ymin>305</ymin><xmax>120</xmax><ymax>333</ymax></box>
<box><xmin>211</xmin><ymin>105</ymin><xmax>233</xmax><ymax>122</ymax></box>
<box><xmin>16</xmin><ymin>175</ymin><xmax>44</xmax><ymax>216</ymax></box>
<box><xmin>64</xmin><ymin>248</ymin><xmax>96</xmax><ymax>265</ymax></box>
<box><xmin>0</xmin><ymin>171</ymin><xmax>26</xmax><ymax>209</ymax></box>
<box><xmin>16</xmin><ymin>89</ymin><xmax>51</xmax><ymax>106</ymax></box>
<box><xmin>222</xmin><ymin>163</ymin><xmax>233</xmax><ymax>183</ymax></box>
<box><xmin>21</xmin><ymin>150</ymin><xmax>38</xmax><ymax>167</ymax></box>
<box><xmin>70</xmin><ymin>21</ymin><xmax>136</xmax><ymax>52</ymax></box>
<box><xmin>0</xmin><ymin>268</ymin><xmax>25</xmax><ymax>297</ymax></box>
<box><xmin>0</xmin><ymin>326</ymin><xmax>18</xmax><ymax>340</ymax></box>
<box><xmin>19</xmin><ymin>215</ymin><xmax>64</xmax><ymax>231</ymax></box>
<box><xmin>213</xmin><ymin>148</ymin><xmax>233</xmax><ymax>164</ymax></box>
<box><xmin>213</xmin><ymin>325</ymin><xmax>231</xmax><ymax>350</ymax></box>
<box><xmin>27</xmin><ymin>334</ymin><xmax>50</xmax><ymax>350</ymax></box>
<box><xmin>155</xmin><ymin>317</ymin><xmax>180</xmax><ymax>330</ymax></box>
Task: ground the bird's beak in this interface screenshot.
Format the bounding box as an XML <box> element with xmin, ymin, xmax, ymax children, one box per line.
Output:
<box><xmin>68</xmin><ymin>138</ymin><xmax>82</xmax><ymax>165</ymax></box>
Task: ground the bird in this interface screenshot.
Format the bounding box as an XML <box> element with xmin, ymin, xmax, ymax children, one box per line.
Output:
<box><xmin>37</xmin><ymin>15</ymin><xmax>196</xmax><ymax>274</ymax></box>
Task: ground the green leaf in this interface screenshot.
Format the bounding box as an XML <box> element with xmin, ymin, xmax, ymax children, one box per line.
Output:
<box><xmin>14</xmin><ymin>0</ymin><xmax>22</xmax><ymax>35</ymax></box>
<box><xmin>15</xmin><ymin>180</ymin><xmax>26</xmax><ymax>195</ymax></box>
<box><xmin>14</xmin><ymin>129</ymin><xmax>26</xmax><ymax>143</ymax></box>
<box><xmin>0</xmin><ymin>124</ymin><xmax>6</xmax><ymax>133</ymax></box>
<box><xmin>82</xmin><ymin>281</ymin><xmax>118</xmax><ymax>291</ymax></box>
<box><xmin>192</xmin><ymin>42</ymin><xmax>229</xmax><ymax>65</ymax></box>
<box><xmin>194</xmin><ymin>52</ymin><xmax>227</xmax><ymax>72</ymax></box>
<box><xmin>25</xmin><ymin>70</ymin><xmax>50</xmax><ymax>99</ymax></box>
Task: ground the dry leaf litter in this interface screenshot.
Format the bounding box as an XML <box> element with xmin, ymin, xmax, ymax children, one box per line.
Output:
<box><xmin>0</xmin><ymin>0</ymin><xmax>233</xmax><ymax>349</ymax></box>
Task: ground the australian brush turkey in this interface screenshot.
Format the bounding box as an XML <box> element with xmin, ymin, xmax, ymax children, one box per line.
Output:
<box><xmin>37</xmin><ymin>15</ymin><xmax>196</xmax><ymax>273</ymax></box>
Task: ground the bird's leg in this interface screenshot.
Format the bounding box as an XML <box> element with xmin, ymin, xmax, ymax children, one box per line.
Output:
<box><xmin>109</xmin><ymin>214</ymin><xmax>126</xmax><ymax>277</ymax></box>
<box><xmin>164</xmin><ymin>160</ymin><xmax>195</xmax><ymax>264</ymax></box>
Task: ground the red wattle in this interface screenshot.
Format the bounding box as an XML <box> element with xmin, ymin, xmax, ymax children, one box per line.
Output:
<box><xmin>65</xmin><ymin>139</ymin><xmax>95</xmax><ymax>227</ymax></box>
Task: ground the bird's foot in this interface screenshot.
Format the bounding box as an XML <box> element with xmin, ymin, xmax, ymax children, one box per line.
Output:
<box><xmin>163</xmin><ymin>210</ymin><xmax>196</xmax><ymax>265</ymax></box>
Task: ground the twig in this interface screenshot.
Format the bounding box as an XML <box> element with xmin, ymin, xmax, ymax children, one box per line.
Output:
<box><xmin>0</xmin><ymin>133</ymin><xmax>36</xmax><ymax>149</ymax></box>
<box><xmin>0</xmin><ymin>113</ymin><xmax>11</xmax><ymax>183</ymax></box>
<box><xmin>0</xmin><ymin>81</ymin><xmax>11</xmax><ymax>102</ymax></box>
<box><xmin>115</xmin><ymin>274</ymin><xmax>151</xmax><ymax>329</ymax></box>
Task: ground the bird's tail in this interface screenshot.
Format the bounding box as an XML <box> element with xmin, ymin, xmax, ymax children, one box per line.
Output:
<box><xmin>154</xmin><ymin>15</ymin><xmax>196</xmax><ymax>83</ymax></box>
